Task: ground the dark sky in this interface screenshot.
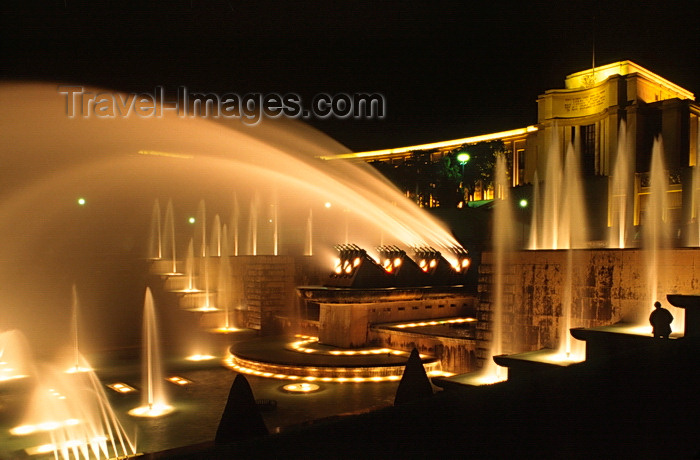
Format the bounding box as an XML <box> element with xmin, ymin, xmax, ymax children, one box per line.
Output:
<box><xmin>1</xmin><ymin>0</ymin><xmax>698</xmax><ymax>152</ymax></box>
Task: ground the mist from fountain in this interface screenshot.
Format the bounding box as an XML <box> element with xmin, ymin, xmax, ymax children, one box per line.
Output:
<box><xmin>129</xmin><ymin>288</ymin><xmax>173</xmax><ymax>417</ymax></box>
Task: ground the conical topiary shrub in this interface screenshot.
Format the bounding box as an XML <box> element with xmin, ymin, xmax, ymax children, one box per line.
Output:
<box><xmin>215</xmin><ymin>373</ymin><xmax>269</xmax><ymax>444</ymax></box>
<box><xmin>394</xmin><ymin>348</ymin><xmax>434</xmax><ymax>406</ymax></box>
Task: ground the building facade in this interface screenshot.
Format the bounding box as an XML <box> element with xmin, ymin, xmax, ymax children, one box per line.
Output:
<box><xmin>335</xmin><ymin>61</ymin><xmax>700</xmax><ymax>244</ymax></box>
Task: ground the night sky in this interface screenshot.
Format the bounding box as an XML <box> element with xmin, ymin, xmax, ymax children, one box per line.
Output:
<box><xmin>1</xmin><ymin>1</ymin><xmax>698</xmax><ymax>152</ymax></box>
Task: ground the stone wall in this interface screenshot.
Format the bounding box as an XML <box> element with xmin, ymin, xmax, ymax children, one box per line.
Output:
<box><xmin>230</xmin><ymin>255</ymin><xmax>296</xmax><ymax>330</ymax></box>
<box><xmin>319</xmin><ymin>296</ymin><xmax>475</xmax><ymax>348</ymax></box>
<box><xmin>478</xmin><ymin>248</ymin><xmax>700</xmax><ymax>360</ymax></box>
<box><xmin>369</xmin><ymin>328</ymin><xmax>477</xmax><ymax>374</ymax></box>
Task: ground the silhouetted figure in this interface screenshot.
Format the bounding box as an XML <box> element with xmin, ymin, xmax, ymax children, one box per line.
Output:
<box><xmin>649</xmin><ymin>301</ymin><xmax>673</xmax><ymax>339</ymax></box>
<box><xmin>215</xmin><ymin>374</ymin><xmax>268</xmax><ymax>444</ymax></box>
<box><xmin>394</xmin><ymin>348</ymin><xmax>433</xmax><ymax>406</ymax></box>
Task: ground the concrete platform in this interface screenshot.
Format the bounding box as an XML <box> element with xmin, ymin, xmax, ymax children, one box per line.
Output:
<box><xmin>570</xmin><ymin>323</ymin><xmax>682</xmax><ymax>364</ymax></box>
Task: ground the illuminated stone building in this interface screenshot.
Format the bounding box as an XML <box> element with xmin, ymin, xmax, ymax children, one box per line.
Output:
<box><xmin>332</xmin><ymin>61</ymin><xmax>700</xmax><ymax>242</ymax></box>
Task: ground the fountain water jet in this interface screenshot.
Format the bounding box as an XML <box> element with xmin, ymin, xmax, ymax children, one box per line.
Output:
<box><xmin>640</xmin><ymin>138</ymin><xmax>684</xmax><ymax>329</ymax></box>
<box><xmin>148</xmin><ymin>199</ymin><xmax>162</xmax><ymax>260</ymax></box>
<box><xmin>210</xmin><ymin>214</ymin><xmax>222</xmax><ymax>257</ymax></box>
<box><xmin>162</xmin><ymin>199</ymin><xmax>179</xmax><ymax>275</ymax></box>
<box><xmin>183</xmin><ymin>238</ymin><xmax>199</xmax><ymax>292</ymax></box>
<box><xmin>305</xmin><ymin>209</ymin><xmax>313</xmax><ymax>256</ymax></box>
<box><xmin>129</xmin><ymin>288</ymin><xmax>173</xmax><ymax>417</ymax></box>
<box><xmin>608</xmin><ymin>120</ymin><xmax>633</xmax><ymax>248</ymax></box>
<box><xmin>214</xmin><ymin>225</ymin><xmax>239</xmax><ymax>333</ymax></box>
<box><xmin>0</xmin><ymin>330</ymin><xmax>32</xmax><ymax>382</ymax></box>
<box><xmin>272</xmin><ymin>196</ymin><xmax>279</xmax><ymax>256</ymax></box>
<box><xmin>248</xmin><ymin>194</ymin><xmax>259</xmax><ymax>256</ymax></box>
<box><xmin>230</xmin><ymin>194</ymin><xmax>240</xmax><ymax>256</ymax></box>
<box><xmin>66</xmin><ymin>285</ymin><xmax>92</xmax><ymax>374</ymax></box>
<box><xmin>481</xmin><ymin>155</ymin><xmax>511</xmax><ymax>382</ymax></box>
<box><xmin>527</xmin><ymin>130</ymin><xmax>587</xmax><ymax>360</ymax></box>
<box><xmin>195</xmin><ymin>199</ymin><xmax>207</xmax><ymax>259</ymax></box>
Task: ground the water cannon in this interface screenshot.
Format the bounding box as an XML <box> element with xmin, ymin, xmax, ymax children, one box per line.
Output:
<box><xmin>326</xmin><ymin>244</ymin><xmax>390</xmax><ymax>287</ymax></box>
<box><xmin>413</xmin><ymin>247</ymin><xmax>442</xmax><ymax>275</ymax></box>
<box><xmin>451</xmin><ymin>247</ymin><xmax>471</xmax><ymax>273</ymax></box>
<box><xmin>331</xmin><ymin>244</ymin><xmax>367</xmax><ymax>277</ymax></box>
<box><xmin>413</xmin><ymin>246</ymin><xmax>470</xmax><ymax>285</ymax></box>
<box><xmin>377</xmin><ymin>245</ymin><xmax>406</xmax><ymax>274</ymax></box>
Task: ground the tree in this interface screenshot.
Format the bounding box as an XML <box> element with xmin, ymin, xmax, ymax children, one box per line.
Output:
<box><xmin>456</xmin><ymin>140</ymin><xmax>510</xmax><ymax>200</ymax></box>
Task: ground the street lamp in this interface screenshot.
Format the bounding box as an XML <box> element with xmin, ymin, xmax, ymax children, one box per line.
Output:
<box><xmin>518</xmin><ymin>199</ymin><xmax>529</xmax><ymax>247</ymax></box>
<box><xmin>457</xmin><ymin>152</ymin><xmax>470</xmax><ymax>202</ymax></box>
<box><xmin>457</xmin><ymin>152</ymin><xmax>470</xmax><ymax>166</ymax></box>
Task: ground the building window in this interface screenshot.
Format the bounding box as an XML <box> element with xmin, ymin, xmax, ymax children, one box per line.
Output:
<box><xmin>581</xmin><ymin>124</ymin><xmax>596</xmax><ymax>175</ymax></box>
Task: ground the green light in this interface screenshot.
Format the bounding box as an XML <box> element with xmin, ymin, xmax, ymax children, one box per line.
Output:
<box><xmin>457</xmin><ymin>153</ymin><xmax>470</xmax><ymax>163</ymax></box>
<box><xmin>519</xmin><ymin>199</ymin><xmax>528</xmax><ymax>208</ymax></box>
<box><xmin>77</xmin><ymin>198</ymin><xmax>86</xmax><ymax>206</ymax></box>
<box><xmin>188</xmin><ymin>217</ymin><xmax>196</xmax><ymax>224</ymax></box>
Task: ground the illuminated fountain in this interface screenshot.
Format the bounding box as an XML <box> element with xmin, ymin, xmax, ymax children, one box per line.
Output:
<box><xmin>526</xmin><ymin>131</ymin><xmax>587</xmax><ymax>362</ymax></box>
<box><xmin>6</xmin><ymin>330</ymin><xmax>135</xmax><ymax>459</ymax></box>
<box><xmin>248</xmin><ymin>193</ymin><xmax>259</xmax><ymax>256</ymax></box>
<box><xmin>640</xmin><ymin>138</ymin><xmax>683</xmax><ymax>329</ymax></box>
<box><xmin>0</xmin><ymin>83</ymin><xmax>467</xmax><ymax>453</ymax></box>
<box><xmin>0</xmin><ymin>330</ymin><xmax>31</xmax><ymax>383</ymax></box>
<box><xmin>230</xmin><ymin>193</ymin><xmax>240</xmax><ymax>256</ymax></box>
<box><xmin>305</xmin><ymin>209</ymin><xmax>313</xmax><ymax>256</ymax></box>
<box><xmin>148</xmin><ymin>199</ymin><xmax>162</xmax><ymax>260</ymax></box>
<box><xmin>690</xmin><ymin>130</ymin><xmax>700</xmax><ymax>247</ymax></box>
<box><xmin>213</xmin><ymin>225</ymin><xmax>240</xmax><ymax>333</ymax></box>
<box><xmin>480</xmin><ymin>156</ymin><xmax>512</xmax><ymax>383</ymax></box>
<box><xmin>608</xmin><ymin>120</ymin><xmax>633</xmax><ymax>249</ymax></box>
<box><xmin>129</xmin><ymin>288</ymin><xmax>174</xmax><ymax>417</ymax></box>
<box><xmin>66</xmin><ymin>285</ymin><xmax>92</xmax><ymax>374</ymax></box>
<box><xmin>0</xmin><ymin>83</ymin><xmax>462</xmax><ymax>355</ymax></box>
<box><xmin>210</xmin><ymin>214</ymin><xmax>222</xmax><ymax>257</ymax></box>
